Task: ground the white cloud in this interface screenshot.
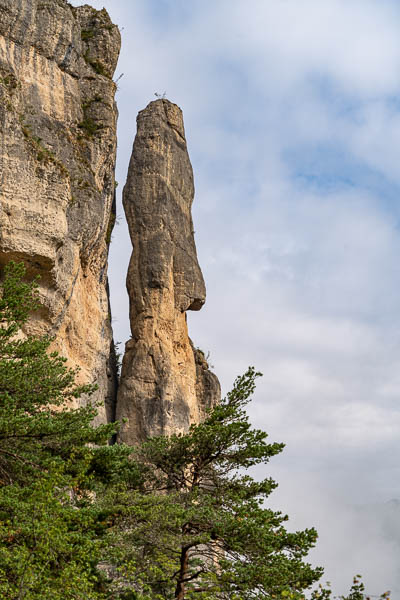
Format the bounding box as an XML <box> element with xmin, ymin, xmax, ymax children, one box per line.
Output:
<box><xmin>265</xmin><ymin>470</ymin><xmax>400</xmax><ymax>596</ymax></box>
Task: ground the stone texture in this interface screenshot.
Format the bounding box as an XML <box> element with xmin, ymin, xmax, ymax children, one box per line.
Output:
<box><xmin>117</xmin><ymin>100</ymin><xmax>220</xmax><ymax>444</ymax></box>
<box><xmin>0</xmin><ymin>0</ymin><xmax>120</xmax><ymax>422</ymax></box>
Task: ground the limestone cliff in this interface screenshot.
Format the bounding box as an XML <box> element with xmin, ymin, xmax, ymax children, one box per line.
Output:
<box><xmin>0</xmin><ymin>0</ymin><xmax>120</xmax><ymax>423</ymax></box>
<box><xmin>117</xmin><ymin>100</ymin><xmax>220</xmax><ymax>444</ymax></box>
<box><xmin>0</xmin><ymin>0</ymin><xmax>219</xmax><ymax>441</ymax></box>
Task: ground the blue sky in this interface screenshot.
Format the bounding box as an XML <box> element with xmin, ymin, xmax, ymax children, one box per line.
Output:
<box><xmin>70</xmin><ymin>1</ymin><xmax>400</xmax><ymax>594</ymax></box>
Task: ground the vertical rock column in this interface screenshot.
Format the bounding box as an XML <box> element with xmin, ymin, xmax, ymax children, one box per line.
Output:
<box><xmin>117</xmin><ymin>99</ymin><xmax>220</xmax><ymax>444</ymax></box>
<box><xmin>0</xmin><ymin>0</ymin><xmax>120</xmax><ymax>423</ymax></box>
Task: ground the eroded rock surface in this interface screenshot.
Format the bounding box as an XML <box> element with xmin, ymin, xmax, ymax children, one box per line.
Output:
<box><xmin>0</xmin><ymin>0</ymin><xmax>120</xmax><ymax>422</ymax></box>
<box><xmin>117</xmin><ymin>100</ymin><xmax>220</xmax><ymax>444</ymax></box>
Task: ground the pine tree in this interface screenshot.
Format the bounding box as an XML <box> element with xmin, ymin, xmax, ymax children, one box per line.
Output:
<box><xmin>0</xmin><ymin>262</ymin><xmax>126</xmax><ymax>599</ymax></box>
<box><xmin>105</xmin><ymin>368</ymin><xmax>323</xmax><ymax>600</ymax></box>
<box><xmin>0</xmin><ymin>262</ymin><xmax>388</xmax><ymax>600</ymax></box>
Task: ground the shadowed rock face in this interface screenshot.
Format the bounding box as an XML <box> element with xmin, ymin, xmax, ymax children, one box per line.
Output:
<box><xmin>117</xmin><ymin>100</ymin><xmax>220</xmax><ymax>444</ymax></box>
<box><xmin>0</xmin><ymin>0</ymin><xmax>120</xmax><ymax>423</ymax></box>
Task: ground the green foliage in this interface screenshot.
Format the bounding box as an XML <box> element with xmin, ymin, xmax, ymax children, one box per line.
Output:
<box><xmin>90</xmin><ymin>60</ymin><xmax>107</xmax><ymax>76</ymax></box>
<box><xmin>18</xmin><ymin>116</ymin><xmax>68</xmax><ymax>176</ymax></box>
<box><xmin>80</xmin><ymin>13</ymin><xmax>115</xmax><ymax>43</ymax></box>
<box><xmin>103</xmin><ymin>369</ymin><xmax>323</xmax><ymax>599</ymax></box>
<box><xmin>0</xmin><ymin>262</ymin><xmax>390</xmax><ymax>599</ymax></box>
<box><xmin>0</xmin><ymin>475</ymin><xmax>107</xmax><ymax>599</ymax></box>
<box><xmin>78</xmin><ymin>116</ymin><xmax>102</xmax><ymax>136</ymax></box>
<box><xmin>78</xmin><ymin>97</ymin><xmax>104</xmax><ymax>138</ymax></box>
<box><xmin>0</xmin><ymin>262</ymin><xmax>127</xmax><ymax>598</ymax></box>
<box><xmin>0</xmin><ymin>262</ymin><xmax>111</xmax><ymax>485</ymax></box>
<box><xmin>83</xmin><ymin>52</ymin><xmax>108</xmax><ymax>77</ymax></box>
<box><xmin>106</xmin><ymin>211</ymin><xmax>116</xmax><ymax>246</ymax></box>
<box><xmin>0</xmin><ymin>71</ymin><xmax>18</xmax><ymax>92</ymax></box>
<box><xmin>312</xmin><ymin>575</ymin><xmax>391</xmax><ymax>600</ymax></box>
<box><xmin>81</xmin><ymin>29</ymin><xmax>96</xmax><ymax>41</ymax></box>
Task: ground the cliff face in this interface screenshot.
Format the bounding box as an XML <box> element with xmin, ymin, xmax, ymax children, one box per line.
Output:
<box><xmin>0</xmin><ymin>0</ymin><xmax>219</xmax><ymax>441</ymax></box>
<box><xmin>117</xmin><ymin>100</ymin><xmax>220</xmax><ymax>444</ymax></box>
<box><xmin>0</xmin><ymin>0</ymin><xmax>120</xmax><ymax>422</ymax></box>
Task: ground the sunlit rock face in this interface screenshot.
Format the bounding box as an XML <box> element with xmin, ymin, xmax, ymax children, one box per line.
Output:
<box><xmin>0</xmin><ymin>0</ymin><xmax>120</xmax><ymax>423</ymax></box>
<box><xmin>0</xmin><ymin>1</ymin><xmax>219</xmax><ymax>440</ymax></box>
<box><xmin>117</xmin><ymin>100</ymin><xmax>220</xmax><ymax>444</ymax></box>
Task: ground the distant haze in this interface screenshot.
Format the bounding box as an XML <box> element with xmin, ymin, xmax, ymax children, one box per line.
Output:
<box><xmin>69</xmin><ymin>1</ymin><xmax>400</xmax><ymax>595</ymax></box>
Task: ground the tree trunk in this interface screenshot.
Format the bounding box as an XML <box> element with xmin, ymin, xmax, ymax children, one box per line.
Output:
<box><xmin>175</xmin><ymin>546</ymin><xmax>189</xmax><ymax>600</ymax></box>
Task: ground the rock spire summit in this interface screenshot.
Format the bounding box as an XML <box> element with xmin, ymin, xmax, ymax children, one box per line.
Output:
<box><xmin>116</xmin><ymin>99</ymin><xmax>220</xmax><ymax>443</ymax></box>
